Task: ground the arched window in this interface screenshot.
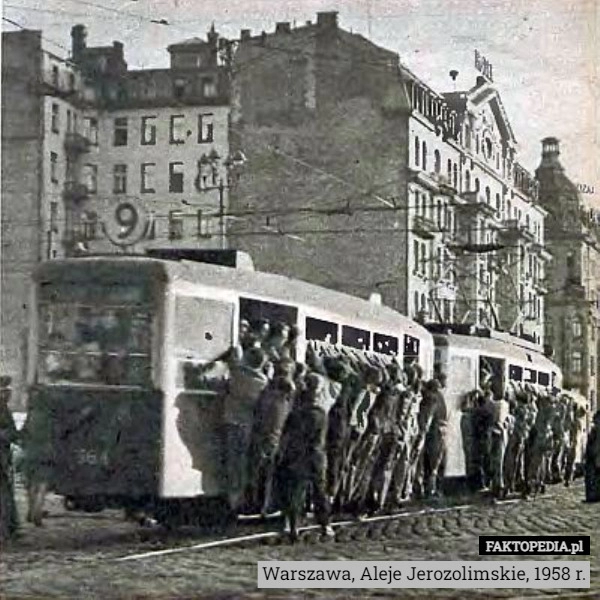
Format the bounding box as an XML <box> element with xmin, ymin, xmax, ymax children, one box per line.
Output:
<box><xmin>475</xmin><ymin>178</ymin><xmax>480</xmax><ymax>193</ymax></box>
<box><xmin>447</xmin><ymin>159</ymin><xmax>452</xmax><ymax>180</ymax></box>
<box><xmin>421</xmin><ymin>293</ymin><xmax>427</xmax><ymax>313</ymax></box>
<box><xmin>434</xmin><ymin>149</ymin><xmax>441</xmax><ymax>174</ymax></box>
<box><xmin>422</xmin><ymin>141</ymin><xmax>428</xmax><ymax>171</ymax></box>
<box><xmin>415</xmin><ymin>136</ymin><xmax>420</xmax><ymax>167</ymax></box>
<box><xmin>495</xmin><ymin>193</ymin><xmax>501</xmax><ymax>212</ymax></box>
<box><xmin>465</xmin><ymin>170</ymin><xmax>471</xmax><ymax>191</ymax></box>
<box><xmin>453</xmin><ymin>164</ymin><xmax>458</xmax><ymax>189</ymax></box>
<box><xmin>485</xmin><ymin>186</ymin><xmax>491</xmax><ymax>204</ymax></box>
<box><xmin>507</xmin><ymin>200</ymin><xmax>512</xmax><ymax>219</ymax></box>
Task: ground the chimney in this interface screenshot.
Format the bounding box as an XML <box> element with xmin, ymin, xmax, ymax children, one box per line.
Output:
<box><xmin>316</xmin><ymin>11</ymin><xmax>338</xmax><ymax>29</ymax></box>
<box><xmin>112</xmin><ymin>41</ymin><xmax>124</xmax><ymax>60</ymax></box>
<box><xmin>275</xmin><ymin>22</ymin><xmax>291</xmax><ymax>34</ymax></box>
<box><xmin>240</xmin><ymin>29</ymin><xmax>251</xmax><ymax>42</ymax></box>
<box><xmin>71</xmin><ymin>24</ymin><xmax>87</xmax><ymax>63</ymax></box>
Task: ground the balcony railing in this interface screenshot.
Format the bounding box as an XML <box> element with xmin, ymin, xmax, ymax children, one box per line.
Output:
<box><xmin>499</xmin><ymin>219</ymin><xmax>536</xmax><ymax>243</ymax></box>
<box><xmin>64</xmin><ymin>132</ymin><xmax>91</xmax><ymax>155</ymax></box>
<box><xmin>63</xmin><ymin>181</ymin><xmax>89</xmax><ymax>203</ymax></box>
<box><xmin>412</xmin><ymin>215</ymin><xmax>438</xmax><ymax>239</ymax></box>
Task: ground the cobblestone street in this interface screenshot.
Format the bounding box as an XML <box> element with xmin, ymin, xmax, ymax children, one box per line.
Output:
<box><xmin>1</xmin><ymin>482</ymin><xmax>598</xmax><ymax>599</ymax></box>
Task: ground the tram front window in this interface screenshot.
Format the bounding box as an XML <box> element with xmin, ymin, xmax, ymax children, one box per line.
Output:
<box><xmin>37</xmin><ymin>282</ymin><xmax>153</xmax><ymax>387</ymax></box>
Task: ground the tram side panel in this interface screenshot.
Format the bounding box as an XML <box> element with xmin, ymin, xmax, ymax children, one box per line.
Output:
<box><xmin>160</xmin><ymin>285</ymin><xmax>237</xmax><ymax>499</ymax></box>
<box><xmin>438</xmin><ymin>349</ymin><xmax>478</xmax><ymax>477</ymax></box>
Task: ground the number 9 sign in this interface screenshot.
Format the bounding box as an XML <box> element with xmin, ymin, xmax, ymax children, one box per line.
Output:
<box><xmin>101</xmin><ymin>200</ymin><xmax>149</xmax><ymax>247</ymax></box>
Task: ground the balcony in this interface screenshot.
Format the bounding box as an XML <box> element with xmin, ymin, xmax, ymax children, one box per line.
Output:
<box><xmin>412</xmin><ymin>215</ymin><xmax>438</xmax><ymax>239</ymax></box>
<box><xmin>499</xmin><ymin>219</ymin><xmax>536</xmax><ymax>243</ymax></box>
<box><xmin>63</xmin><ymin>181</ymin><xmax>89</xmax><ymax>203</ymax></box>
<box><xmin>64</xmin><ymin>132</ymin><xmax>91</xmax><ymax>155</ymax></box>
<box><xmin>457</xmin><ymin>191</ymin><xmax>497</xmax><ymax>218</ymax></box>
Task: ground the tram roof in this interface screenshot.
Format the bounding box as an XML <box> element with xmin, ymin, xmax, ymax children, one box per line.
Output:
<box><xmin>34</xmin><ymin>256</ymin><xmax>432</xmax><ymax>340</ymax></box>
<box><xmin>434</xmin><ymin>332</ymin><xmax>559</xmax><ymax>372</ymax></box>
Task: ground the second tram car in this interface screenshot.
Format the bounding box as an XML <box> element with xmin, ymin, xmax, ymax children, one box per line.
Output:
<box><xmin>430</xmin><ymin>328</ymin><xmax>563</xmax><ymax>477</ymax></box>
<box><xmin>28</xmin><ymin>251</ymin><xmax>433</xmax><ymax>518</ymax></box>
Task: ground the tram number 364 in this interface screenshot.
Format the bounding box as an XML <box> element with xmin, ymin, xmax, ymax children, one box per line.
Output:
<box><xmin>76</xmin><ymin>449</ymin><xmax>109</xmax><ymax>467</ymax></box>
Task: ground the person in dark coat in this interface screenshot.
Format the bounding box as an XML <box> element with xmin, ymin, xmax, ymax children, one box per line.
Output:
<box><xmin>0</xmin><ymin>376</ymin><xmax>19</xmax><ymax>541</ymax></box>
<box><xmin>584</xmin><ymin>410</ymin><xmax>600</xmax><ymax>503</ymax></box>
<box><xmin>277</xmin><ymin>373</ymin><xmax>334</xmax><ymax>542</ymax></box>
<box><xmin>246</xmin><ymin>363</ymin><xmax>296</xmax><ymax>516</ymax></box>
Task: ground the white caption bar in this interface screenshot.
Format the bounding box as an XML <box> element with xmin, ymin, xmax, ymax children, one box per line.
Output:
<box><xmin>257</xmin><ymin>561</ymin><xmax>590</xmax><ymax>589</ymax></box>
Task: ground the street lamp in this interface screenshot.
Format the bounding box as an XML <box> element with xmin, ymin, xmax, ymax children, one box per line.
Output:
<box><xmin>195</xmin><ymin>150</ymin><xmax>246</xmax><ymax>249</ymax></box>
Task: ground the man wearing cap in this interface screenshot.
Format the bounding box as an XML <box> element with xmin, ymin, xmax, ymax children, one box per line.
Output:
<box><xmin>0</xmin><ymin>376</ymin><xmax>19</xmax><ymax>541</ymax></box>
<box><xmin>222</xmin><ymin>346</ymin><xmax>269</xmax><ymax>510</ymax></box>
<box><xmin>277</xmin><ymin>372</ymin><xmax>334</xmax><ymax>541</ymax></box>
<box><xmin>246</xmin><ymin>361</ymin><xmax>296</xmax><ymax>516</ymax></box>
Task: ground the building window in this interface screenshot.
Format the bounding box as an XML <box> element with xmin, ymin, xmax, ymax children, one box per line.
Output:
<box><xmin>82</xmin><ymin>164</ymin><xmax>97</xmax><ymax>193</ymax></box>
<box><xmin>50</xmin><ymin>152</ymin><xmax>58</xmax><ymax>183</ymax></box>
<box><xmin>49</xmin><ymin>202</ymin><xmax>58</xmax><ymax>232</ymax></box>
<box><xmin>198</xmin><ymin>113</ymin><xmax>214</xmax><ymax>143</ymax></box>
<box><xmin>51</xmin><ymin>103</ymin><xmax>59</xmax><ymax>133</ymax></box>
<box><xmin>197</xmin><ymin>210</ymin><xmax>214</xmax><ymax>237</ymax></box>
<box><xmin>113</xmin><ymin>164</ymin><xmax>127</xmax><ymax>194</ymax></box>
<box><xmin>141</xmin><ymin>163</ymin><xmax>156</xmax><ymax>193</ymax></box>
<box><xmin>83</xmin><ymin>117</ymin><xmax>98</xmax><ymax>144</ymax></box>
<box><xmin>414</xmin><ymin>136</ymin><xmax>420</xmax><ymax>167</ymax></box>
<box><xmin>465</xmin><ymin>170</ymin><xmax>471</xmax><ymax>191</ymax></box>
<box><xmin>414</xmin><ymin>291</ymin><xmax>419</xmax><ymax>316</ymax></box>
<box><xmin>572</xmin><ymin>351</ymin><xmax>582</xmax><ymax>374</ymax></box>
<box><xmin>114</xmin><ymin>117</ymin><xmax>128</xmax><ymax>146</ymax></box>
<box><xmin>52</xmin><ymin>65</ymin><xmax>59</xmax><ymax>87</ymax></box>
<box><xmin>202</xmin><ymin>78</ymin><xmax>217</xmax><ymax>98</ymax></box>
<box><xmin>141</xmin><ymin>116</ymin><xmax>157</xmax><ymax>145</ymax></box>
<box><xmin>66</xmin><ymin>109</ymin><xmax>72</xmax><ymax>133</ymax></box>
<box><xmin>169</xmin><ymin>162</ymin><xmax>184</xmax><ymax>193</ymax></box>
<box><xmin>572</xmin><ymin>319</ymin><xmax>583</xmax><ymax>338</ymax></box>
<box><xmin>591</xmin><ymin>356</ymin><xmax>595</xmax><ymax>376</ymax></box>
<box><xmin>475</xmin><ymin>178</ymin><xmax>480</xmax><ymax>193</ymax></box>
<box><xmin>82</xmin><ymin>212</ymin><xmax>98</xmax><ymax>240</ymax></box>
<box><xmin>168</xmin><ymin>210</ymin><xmax>184</xmax><ymax>240</ymax></box>
<box><xmin>434</xmin><ymin>150</ymin><xmax>441</xmax><ymax>174</ymax></box>
<box><xmin>69</xmin><ymin>72</ymin><xmax>75</xmax><ymax>91</ymax></box>
<box><xmin>422</xmin><ymin>141</ymin><xmax>427</xmax><ymax>171</ymax></box>
<box><xmin>173</xmin><ymin>79</ymin><xmax>187</xmax><ymax>100</ymax></box>
<box><xmin>453</xmin><ymin>164</ymin><xmax>458</xmax><ymax>189</ymax></box>
<box><xmin>170</xmin><ymin>114</ymin><xmax>186</xmax><ymax>144</ymax></box>
<box><xmin>485</xmin><ymin>186</ymin><xmax>491</xmax><ymax>204</ymax></box>
<box><xmin>413</xmin><ymin>239</ymin><xmax>420</xmax><ymax>273</ymax></box>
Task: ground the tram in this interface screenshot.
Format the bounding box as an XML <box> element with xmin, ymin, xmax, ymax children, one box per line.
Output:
<box><xmin>428</xmin><ymin>325</ymin><xmax>563</xmax><ymax>477</ymax></box>
<box><xmin>27</xmin><ymin>250</ymin><xmax>433</xmax><ymax>518</ymax></box>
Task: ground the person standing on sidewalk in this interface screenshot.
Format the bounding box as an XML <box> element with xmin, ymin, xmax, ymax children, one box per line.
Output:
<box><xmin>584</xmin><ymin>410</ymin><xmax>600</xmax><ymax>503</ymax></box>
<box><xmin>0</xmin><ymin>376</ymin><xmax>19</xmax><ymax>541</ymax></box>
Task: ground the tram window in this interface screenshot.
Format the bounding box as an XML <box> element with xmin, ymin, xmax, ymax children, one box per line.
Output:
<box><xmin>538</xmin><ymin>372</ymin><xmax>550</xmax><ymax>386</ymax></box>
<box><xmin>404</xmin><ymin>335</ymin><xmax>420</xmax><ymax>364</ymax></box>
<box><xmin>373</xmin><ymin>333</ymin><xmax>398</xmax><ymax>355</ymax></box>
<box><xmin>342</xmin><ymin>325</ymin><xmax>371</xmax><ymax>351</ymax></box>
<box><xmin>524</xmin><ymin>368</ymin><xmax>537</xmax><ymax>383</ymax></box>
<box><xmin>509</xmin><ymin>364</ymin><xmax>523</xmax><ymax>382</ymax></box>
<box><xmin>306</xmin><ymin>317</ymin><xmax>338</xmax><ymax>344</ymax></box>
<box><xmin>239</xmin><ymin>297</ymin><xmax>298</xmax><ymax>331</ymax></box>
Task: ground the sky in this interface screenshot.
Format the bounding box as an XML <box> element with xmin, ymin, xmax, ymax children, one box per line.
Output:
<box><xmin>3</xmin><ymin>0</ymin><xmax>599</xmax><ymax>204</ymax></box>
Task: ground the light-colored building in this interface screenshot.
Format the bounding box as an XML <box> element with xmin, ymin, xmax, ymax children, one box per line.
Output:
<box><xmin>537</xmin><ymin>137</ymin><xmax>600</xmax><ymax>414</ymax></box>
<box><xmin>1</xmin><ymin>25</ymin><xmax>234</xmax><ymax>405</ymax></box>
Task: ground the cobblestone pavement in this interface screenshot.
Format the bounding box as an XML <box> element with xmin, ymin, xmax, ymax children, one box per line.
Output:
<box><xmin>1</xmin><ymin>482</ymin><xmax>598</xmax><ymax>599</ymax></box>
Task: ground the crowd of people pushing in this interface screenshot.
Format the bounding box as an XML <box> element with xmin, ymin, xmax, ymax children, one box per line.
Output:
<box><xmin>208</xmin><ymin>318</ymin><xmax>599</xmax><ymax>541</ymax></box>
<box><xmin>2</xmin><ymin>316</ymin><xmax>600</xmax><ymax>543</ymax></box>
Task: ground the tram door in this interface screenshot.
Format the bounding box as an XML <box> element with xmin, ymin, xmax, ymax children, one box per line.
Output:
<box><xmin>479</xmin><ymin>355</ymin><xmax>504</xmax><ymax>398</ymax></box>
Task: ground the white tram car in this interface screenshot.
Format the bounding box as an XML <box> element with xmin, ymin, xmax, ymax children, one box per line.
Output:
<box><xmin>430</xmin><ymin>327</ymin><xmax>563</xmax><ymax>477</ymax></box>
<box><xmin>29</xmin><ymin>250</ymin><xmax>433</xmax><ymax>515</ymax></box>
